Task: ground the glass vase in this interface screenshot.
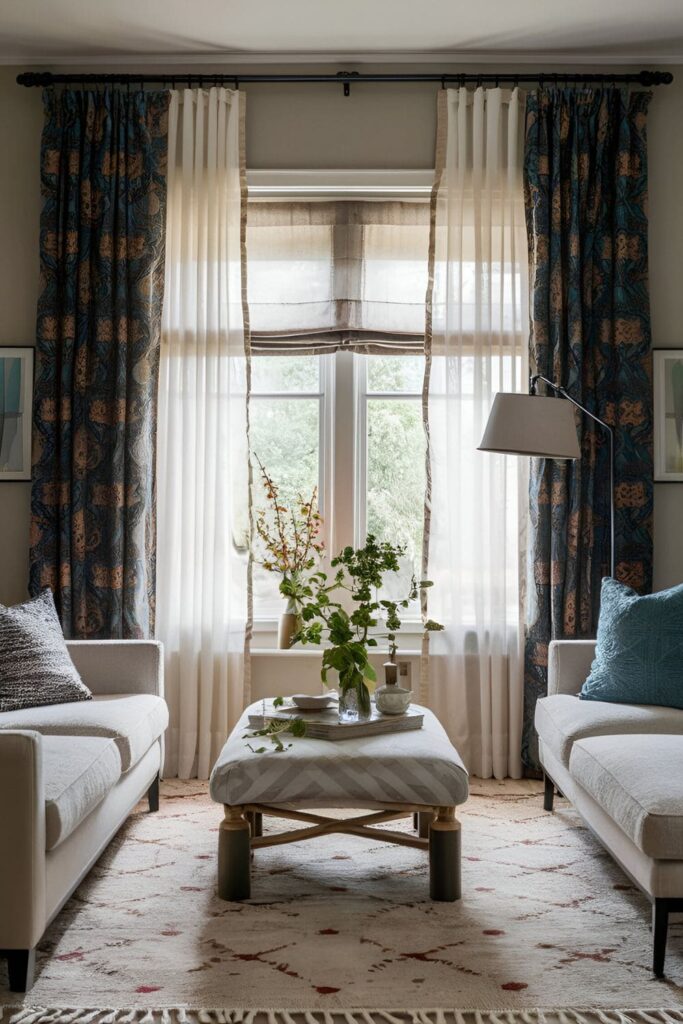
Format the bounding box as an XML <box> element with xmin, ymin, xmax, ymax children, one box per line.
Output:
<box><xmin>338</xmin><ymin>685</ymin><xmax>372</xmax><ymax>723</ymax></box>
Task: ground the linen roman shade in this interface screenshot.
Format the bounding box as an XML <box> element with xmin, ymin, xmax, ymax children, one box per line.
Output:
<box><xmin>246</xmin><ymin>200</ymin><xmax>430</xmax><ymax>354</ymax></box>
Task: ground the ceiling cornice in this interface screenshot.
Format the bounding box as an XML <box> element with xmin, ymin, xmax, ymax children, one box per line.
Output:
<box><xmin>1</xmin><ymin>49</ymin><xmax>681</xmax><ymax>67</ymax></box>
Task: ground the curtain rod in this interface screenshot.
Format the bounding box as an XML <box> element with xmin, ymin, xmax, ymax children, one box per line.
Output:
<box><xmin>16</xmin><ymin>69</ymin><xmax>674</xmax><ymax>97</ymax></box>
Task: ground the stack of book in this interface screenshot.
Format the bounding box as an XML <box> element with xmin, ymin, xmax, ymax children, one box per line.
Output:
<box><xmin>248</xmin><ymin>699</ymin><xmax>424</xmax><ymax>741</ymax></box>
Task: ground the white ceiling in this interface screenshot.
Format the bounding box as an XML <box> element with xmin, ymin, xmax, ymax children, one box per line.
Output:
<box><xmin>1</xmin><ymin>0</ymin><xmax>682</xmax><ymax>64</ymax></box>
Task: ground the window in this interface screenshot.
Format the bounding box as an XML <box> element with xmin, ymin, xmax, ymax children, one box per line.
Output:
<box><xmin>250</xmin><ymin>354</ymin><xmax>326</xmax><ymax>617</ymax></box>
<box><xmin>360</xmin><ymin>355</ymin><xmax>425</xmax><ymax>579</ymax></box>
<box><xmin>250</xmin><ymin>351</ymin><xmax>426</xmax><ymax>619</ymax></box>
<box><xmin>247</xmin><ymin>191</ymin><xmax>431</xmax><ymax>623</ymax></box>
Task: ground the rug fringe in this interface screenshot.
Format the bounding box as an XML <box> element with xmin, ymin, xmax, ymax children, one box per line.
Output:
<box><xmin>4</xmin><ymin>1011</ymin><xmax>683</xmax><ymax>1024</ymax></box>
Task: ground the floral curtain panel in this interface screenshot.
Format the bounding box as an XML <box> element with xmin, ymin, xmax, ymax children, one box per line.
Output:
<box><xmin>523</xmin><ymin>88</ymin><xmax>653</xmax><ymax>767</ymax></box>
<box><xmin>30</xmin><ymin>87</ymin><xmax>170</xmax><ymax>638</ymax></box>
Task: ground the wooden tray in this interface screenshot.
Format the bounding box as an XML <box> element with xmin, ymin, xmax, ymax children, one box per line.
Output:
<box><xmin>247</xmin><ymin>699</ymin><xmax>424</xmax><ymax>741</ymax></box>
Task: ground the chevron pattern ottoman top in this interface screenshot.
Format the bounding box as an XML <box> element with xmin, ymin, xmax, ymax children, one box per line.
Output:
<box><xmin>209</xmin><ymin>701</ymin><xmax>469</xmax><ymax>809</ymax></box>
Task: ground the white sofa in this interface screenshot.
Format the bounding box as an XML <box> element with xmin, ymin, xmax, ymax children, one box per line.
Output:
<box><xmin>536</xmin><ymin>639</ymin><xmax>683</xmax><ymax>978</ymax></box>
<box><xmin>0</xmin><ymin>640</ymin><xmax>168</xmax><ymax>993</ymax></box>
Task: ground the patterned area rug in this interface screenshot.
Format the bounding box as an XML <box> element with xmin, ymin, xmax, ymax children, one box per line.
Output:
<box><xmin>2</xmin><ymin>779</ymin><xmax>682</xmax><ymax>1014</ymax></box>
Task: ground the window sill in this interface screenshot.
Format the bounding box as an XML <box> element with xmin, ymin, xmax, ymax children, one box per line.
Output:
<box><xmin>251</xmin><ymin>646</ymin><xmax>422</xmax><ymax>657</ymax></box>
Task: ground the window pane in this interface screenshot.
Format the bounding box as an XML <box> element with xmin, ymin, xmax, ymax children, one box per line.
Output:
<box><xmin>251</xmin><ymin>397</ymin><xmax>319</xmax><ymax>508</ymax></box>
<box><xmin>251</xmin><ymin>396</ymin><xmax>320</xmax><ymax>615</ymax></box>
<box><xmin>367</xmin><ymin>398</ymin><xmax>425</xmax><ymax>580</ymax></box>
<box><xmin>367</xmin><ymin>355</ymin><xmax>424</xmax><ymax>394</ymax></box>
<box><xmin>251</xmin><ymin>355</ymin><xmax>319</xmax><ymax>394</ymax></box>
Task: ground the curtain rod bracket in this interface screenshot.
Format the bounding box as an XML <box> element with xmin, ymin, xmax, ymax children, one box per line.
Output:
<box><xmin>336</xmin><ymin>70</ymin><xmax>360</xmax><ymax>97</ymax></box>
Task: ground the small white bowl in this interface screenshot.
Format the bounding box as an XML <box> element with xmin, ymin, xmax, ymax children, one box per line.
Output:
<box><xmin>290</xmin><ymin>693</ymin><xmax>338</xmax><ymax>710</ymax></box>
<box><xmin>375</xmin><ymin>686</ymin><xmax>413</xmax><ymax>715</ymax></box>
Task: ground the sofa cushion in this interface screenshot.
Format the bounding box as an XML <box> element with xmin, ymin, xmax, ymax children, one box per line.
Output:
<box><xmin>0</xmin><ymin>694</ymin><xmax>168</xmax><ymax>772</ymax></box>
<box><xmin>570</xmin><ymin>734</ymin><xmax>683</xmax><ymax>860</ymax></box>
<box><xmin>43</xmin><ymin>735</ymin><xmax>122</xmax><ymax>850</ymax></box>
<box><xmin>580</xmin><ymin>578</ymin><xmax>683</xmax><ymax>709</ymax></box>
<box><xmin>0</xmin><ymin>590</ymin><xmax>92</xmax><ymax>713</ymax></box>
<box><xmin>535</xmin><ymin>692</ymin><xmax>683</xmax><ymax>767</ymax></box>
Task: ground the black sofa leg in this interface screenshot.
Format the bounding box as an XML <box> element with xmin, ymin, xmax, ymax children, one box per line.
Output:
<box><xmin>543</xmin><ymin>773</ymin><xmax>555</xmax><ymax>812</ymax></box>
<box><xmin>7</xmin><ymin>948</ymin><xmax>36</xmax><ymax>992</ymax></box>
<box><xmin>653</xmin><ymin>899</ymin><xmax>670</xmax><ymax>978</ymax></box>
<box><xmin>147</xmin><ymin>772</ymin><xmax>160</xmax><ymax>813</ymax></box>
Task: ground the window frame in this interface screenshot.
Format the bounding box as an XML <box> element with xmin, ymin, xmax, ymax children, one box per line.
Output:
<box><xmin>250</xmin><ymin>349</ymin><xmax>425</xmax><ymax>629</ymax></box>
<box><xmin>247</xmin><ymin>170</ymin><xmax>432</xmax><ymax>632</ymax></box>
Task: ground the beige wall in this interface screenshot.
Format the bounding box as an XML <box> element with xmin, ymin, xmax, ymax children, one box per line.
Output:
<box><xmin>1</xmin><ymin>62</ymin><xmax>682</xmax><ymax>606</ymax></box>
<box><xmin>0</xmin><ymin>68</ymin><xmax>42</xmax><ymax>605</ymax></box>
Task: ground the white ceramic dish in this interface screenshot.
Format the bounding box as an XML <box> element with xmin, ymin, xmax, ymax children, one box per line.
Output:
<box><xmin>290</xmin><ymin>693</ymin><xmax>338</xmax><ymax>710</ymax></box>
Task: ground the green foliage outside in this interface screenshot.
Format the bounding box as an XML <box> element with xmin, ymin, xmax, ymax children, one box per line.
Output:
<box><xmin>250</xmin><ymin>354</ymin><xmax>426</xmax><ymax>589</ymax></box>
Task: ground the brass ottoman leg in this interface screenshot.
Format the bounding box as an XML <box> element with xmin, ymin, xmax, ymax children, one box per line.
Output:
<box><xmin>417</xmin><ymin>810</ymin><xmax>433</xmax><ymax>839</ymax></box>
<box><xmin>218</xmin><ymin>806</ymin><xmax>251</xmax><ymax>901</ymax></box>
<box><xmin>245</xmin><ymin>810</ymin><xmax>263</xmax><ymax>838</ymax></box>
<box><xmin>429</xmin><ymin>806</ymin><xmax>461</xmax><ymax>902</ymax></box>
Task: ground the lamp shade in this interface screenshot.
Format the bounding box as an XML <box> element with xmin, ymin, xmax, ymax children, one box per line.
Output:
<box><xmin>478</xmin><ymin>392</ymin><xmax>581</xmax><ymax>459</ymax></box>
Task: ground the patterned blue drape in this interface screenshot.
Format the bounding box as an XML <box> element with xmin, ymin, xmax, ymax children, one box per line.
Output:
<box><xmin>30</xmin><ymin>88</ymin><xmax>170</xmax><ymax>639</ymax></box>
<box><xmin>522</xmin><ymin>88</ymin><xmax>653</xmax><ymax>767</ymax></box>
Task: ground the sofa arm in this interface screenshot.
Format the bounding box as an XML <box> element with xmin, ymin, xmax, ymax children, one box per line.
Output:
<box><xmin>0</xmin><ymin>731</ymin><xmax>47</xmax><ymax>950</ymax></box>
<box><xmin>66</xmin><ymin>640</ymin><xmax>164</xmax><ymax>698</ymax></box>
<box><xmin>548</xmin><ymin>640</ymin><xmax>597</xmax><ymax>696</ymax></box>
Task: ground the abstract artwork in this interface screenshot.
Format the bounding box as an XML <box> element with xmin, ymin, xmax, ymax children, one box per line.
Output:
<box><xmin>0</xmin><ymin>347</ymin><xmax>33</xmax><ymax>481</ymax></box>
<box><xmin>654</xmin><ymin>348</ymin><xmax>683</xmax><ymax>482</ymax></box>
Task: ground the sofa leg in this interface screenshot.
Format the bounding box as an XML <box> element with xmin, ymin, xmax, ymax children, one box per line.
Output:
<box><xmin>7</xmin><ymin>948</ymin><xmax>36</xmax><ymax>993</ymax></box>
<box><xmin>653</xmin><ymin>899</ymin><xmax>670</xmax><ymax>978</ymax></box>
<box><xmin>147</xmin><ymin>772</ymin><xmax>160</xmax><ymax>813</ymax></box>
<box><xmin>543</xmin><ymin>773</ymin><xmax>555</xmax><ymax>812</ymax></box>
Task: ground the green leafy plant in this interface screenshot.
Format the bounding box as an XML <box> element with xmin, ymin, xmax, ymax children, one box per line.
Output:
<box><xmin>243</xmin><ymin>696</ymin><xmax>308</xmax><ymax>753</ymax></box>
<box><xmin>294</xmin><ymin>534</ymin><xmax>443</xmax><ymax>715</ymax></box>
<box><xmin>244</xmin><ymin>716</ymin><xmax>307</xmax><ymax>754</ymax></box>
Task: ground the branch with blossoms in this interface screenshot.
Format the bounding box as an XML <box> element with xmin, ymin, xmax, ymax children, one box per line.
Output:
<box><xmin>253</xmin><ymin>456</ymin><xmax>325</xmax><ymax>605</ymax></box>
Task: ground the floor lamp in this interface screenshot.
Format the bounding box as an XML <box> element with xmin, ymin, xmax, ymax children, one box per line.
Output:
<box><xmin>478</xmin><ymin>374</ymin><xmax>615</xmax><ymax>579</ymax></box>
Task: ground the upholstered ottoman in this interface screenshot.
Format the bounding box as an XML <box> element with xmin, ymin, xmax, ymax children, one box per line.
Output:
<box><xmin>209</xmin><ymin>701</ymin><xmax>469</xmax><ymax>902</ymax></box>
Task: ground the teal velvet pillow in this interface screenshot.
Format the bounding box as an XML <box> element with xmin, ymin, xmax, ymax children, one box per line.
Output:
<box><xmin>580</xmin><ymin>578</ymin><xmax>683</xmax><ymax>708</ymax></box>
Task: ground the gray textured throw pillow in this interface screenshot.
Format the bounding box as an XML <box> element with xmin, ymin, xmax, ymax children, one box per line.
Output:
<box><xmin>0</xmin><ymin>590</ymin><xmax>92</xmax><ymax>713</ymax></box>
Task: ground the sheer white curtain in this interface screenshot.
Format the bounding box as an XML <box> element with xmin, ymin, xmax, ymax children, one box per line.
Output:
<box><xmin>426</xmin><ymin>87</ymin><xmax>528</xmax><ymax>780</ymax></box>
<box><xmin>156</xmin><ymin>88</ymin><xmax>250</xmax><ymax>780</ymax></box>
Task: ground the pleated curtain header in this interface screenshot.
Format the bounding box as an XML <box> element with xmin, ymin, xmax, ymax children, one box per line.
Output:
<box><xmin>246</xmin><ymin>200</ymin><xmax>431</xmax><ymax>354</ymax></box>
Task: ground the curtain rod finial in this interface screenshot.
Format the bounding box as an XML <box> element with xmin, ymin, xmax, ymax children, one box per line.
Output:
<box><xmin>640</xmin><ymin>70</ymin><xmax>674</xmax><ymax>86</ymax></box>
<box><xmin>17</xmin><ymin>72</ymin><xmax>51</xmax><ymax>87</ymax></box>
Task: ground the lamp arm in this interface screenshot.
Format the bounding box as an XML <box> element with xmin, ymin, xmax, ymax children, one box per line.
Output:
<box><xmin>529</xmin><ymin>373</ymin><xmax>616</xmax><ymax>579</ymax></box>
<box><xmin>530</xmin><ymin>374</ymin><xmax>612</xmax><ymax>436</ymax></box>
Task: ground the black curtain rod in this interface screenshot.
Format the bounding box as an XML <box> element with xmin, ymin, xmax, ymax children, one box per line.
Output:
<box><xmin>16</xmin><ymin>69</ymin><xmax>674</xmax><ymax>97</ymax></box>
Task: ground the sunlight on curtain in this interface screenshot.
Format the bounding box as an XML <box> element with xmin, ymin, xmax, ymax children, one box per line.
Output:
<box><xmin>156</xmin><ymin>88</ymin><xmax>250</xmax><ymax>780</ymax></box>
<box><xmin>426</xmin><ymin>87</ymin><xmax>528</xmax><ymax>780</ymax></box>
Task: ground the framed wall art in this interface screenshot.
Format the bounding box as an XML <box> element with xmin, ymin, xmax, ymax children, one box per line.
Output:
<box><xmin>0</xmin><ymin>346</ymin><xmax>34</xmax><ymax>482</ymax></box>
<box><xmin>654</xmin><ymin>348</ymin><xmax>683</xmax><ymax>483</ymax></box>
